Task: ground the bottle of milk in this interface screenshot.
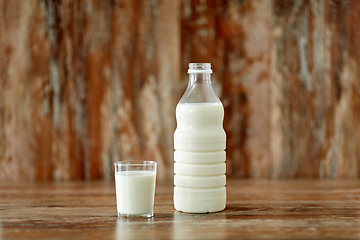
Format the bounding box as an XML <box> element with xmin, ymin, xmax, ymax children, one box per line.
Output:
<box><xmin>174</xmin><ymin>63</ymin><xmax>226</xmax><ymax>213</ymax></box>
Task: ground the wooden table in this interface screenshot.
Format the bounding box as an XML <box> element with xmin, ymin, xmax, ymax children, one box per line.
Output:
<box><xmin>1</xmin><ymin>180</ymin><xmax>360</xmax><ymax>239</ymax></box>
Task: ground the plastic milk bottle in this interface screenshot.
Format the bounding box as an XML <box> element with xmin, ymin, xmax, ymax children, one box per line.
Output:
<box><xmin>174</xmin><ymin>63</ymin><xmax>226</xmax><ymax>213</ymax></box>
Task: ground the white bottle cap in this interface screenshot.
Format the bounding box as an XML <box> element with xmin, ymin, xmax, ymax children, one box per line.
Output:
<box><xmin>188</xmin><ymin>63</ymin><xmax>213</xmax><ymax>74</ymax></box>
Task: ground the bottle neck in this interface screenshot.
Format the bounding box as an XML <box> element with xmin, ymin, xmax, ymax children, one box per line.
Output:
<box><xmin>178</xmin><ymin>72</ymin><xmax>220</xmax><ymax>104</ymax></box>
<box><xmin>189</xmin><ymin>73</ymin><xmax>211</xmax><ymax>85</ymax></box>
<box><xmin>179</xmin><ymin>63</ymin><xmax>220</xmax><ymax>104</ymax></box>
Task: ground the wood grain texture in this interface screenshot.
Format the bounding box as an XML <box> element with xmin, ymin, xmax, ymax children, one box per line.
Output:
<box><xmin>271</xmin><ymin>0</ymin><xmax>360</xmax><ymax>179</ymax></box>
<box><xmin>1</xmin><ymin>180</ymin><xmax>360</xmax><ymax>239</ymax></box>
<box><xmin>0</xmin><ymin>0</ymin><xmax>359</xmax><ymax>180</ymax></box>
<box><xmin>0</xmin><ymin>0</ymin><xmax>180</xmax><ymax>181</ymax></box>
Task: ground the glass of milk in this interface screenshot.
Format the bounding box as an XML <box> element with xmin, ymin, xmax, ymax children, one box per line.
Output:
<box><xmin>114</xmin><ymin>161</ymin><xmax>157</xmax><ymax>218</ymax></box>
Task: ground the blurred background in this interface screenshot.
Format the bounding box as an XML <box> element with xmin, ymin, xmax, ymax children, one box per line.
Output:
<box><xmin>0</xmin><ymin>0</ymin><xmax>359</xmax><ymax>181</ymax></box>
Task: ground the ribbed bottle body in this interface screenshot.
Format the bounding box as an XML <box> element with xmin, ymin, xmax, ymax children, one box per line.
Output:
<box><xmin>174</xmin><ymin>63</ymin><xmax>226</xmax><ymax>213</ymax></box>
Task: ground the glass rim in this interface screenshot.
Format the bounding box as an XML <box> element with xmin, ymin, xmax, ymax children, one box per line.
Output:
<box><xmin>114</xmin><ymin>160</ymin><xmax>157</xmax><ymax>167</ymax></box>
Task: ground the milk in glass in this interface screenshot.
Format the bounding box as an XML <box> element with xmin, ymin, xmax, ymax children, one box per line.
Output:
<box><xmin>115</xmin><ymin>170</ymin><xmax>156</xmax><ymax>216</ymax></box>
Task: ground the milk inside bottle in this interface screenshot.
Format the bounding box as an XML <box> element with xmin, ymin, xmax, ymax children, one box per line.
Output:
<box><xmin>174</xmin><ymin>63</ymin><xmax>226</xmax><ymax>213</ymax></box>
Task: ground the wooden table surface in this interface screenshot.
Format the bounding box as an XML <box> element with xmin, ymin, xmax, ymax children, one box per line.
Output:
<box><xmin>1</xmin><ymin>180</ymin><xmax>360</xmax><ymax>240</ymax></box>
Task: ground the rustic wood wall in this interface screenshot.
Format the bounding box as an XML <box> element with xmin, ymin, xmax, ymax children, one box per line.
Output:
<box><xmin>0</xmin><ymin>0</ymin><xmax>359</xmax><ymax>181</ymax></box>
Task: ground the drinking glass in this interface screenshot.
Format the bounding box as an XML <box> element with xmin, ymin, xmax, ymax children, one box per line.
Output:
<box><xmin>114</xmin><ymin>161</ymin><xmax>157</xmax><ymax>218</ymax></box>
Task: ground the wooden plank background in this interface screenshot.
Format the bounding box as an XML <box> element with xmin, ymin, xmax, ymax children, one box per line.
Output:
<box><xmin>0</xmin><ymin>0</ymin><xmax>359</xmax><ymax>181</ymax></box>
